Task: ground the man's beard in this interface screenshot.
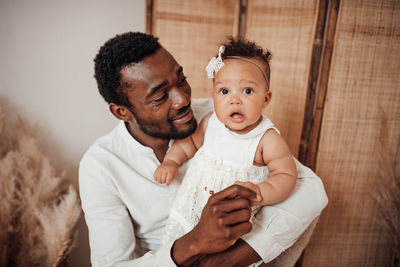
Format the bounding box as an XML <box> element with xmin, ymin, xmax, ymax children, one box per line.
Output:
<box><xmin>129</xmin><ymin>106</ymin><xmax>197</xmax><ymax>140</ymax></box>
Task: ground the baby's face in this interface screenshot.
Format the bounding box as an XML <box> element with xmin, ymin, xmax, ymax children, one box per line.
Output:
<box><xmin>213</xmin><ymin>58</ymin><xmax>271</xmax><ymax>134</ymax></box>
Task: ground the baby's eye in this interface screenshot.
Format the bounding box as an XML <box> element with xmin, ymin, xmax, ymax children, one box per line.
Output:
<box><xmin>220</xmin><ymin>88</ymin><xmax>229</xmax><ymax>95</ymax></box>
<box><xmin>243</xmin><ymin>88</ymin><xmax>253</xmax><ymax>95</ymax></box>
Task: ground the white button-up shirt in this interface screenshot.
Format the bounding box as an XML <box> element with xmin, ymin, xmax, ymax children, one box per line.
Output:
<box><xmin>79</xmin><ymin>99</ymin><xmax>328</xmax><ymax>266</ymax></box>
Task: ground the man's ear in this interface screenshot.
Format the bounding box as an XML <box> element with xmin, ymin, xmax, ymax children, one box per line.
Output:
<box><xmin>264</xmin><ymin>91</ymin><xmax>272</xmax><ymax>107</ymax></box>
<box><xmin>109</xmin><ymin>103</ymin><xmax>133</xmax><ymax>121</ymax></box>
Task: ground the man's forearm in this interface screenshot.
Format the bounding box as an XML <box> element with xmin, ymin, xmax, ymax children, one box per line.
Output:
<box><xmin>171</xmin><ymin>234</ymin><xmax>204</xmax><ymax>266</ymax></box>
<box><xmin>198</xmin><ymin>239</ymin><xmax>261</xmax><ymax>267</ymax></box>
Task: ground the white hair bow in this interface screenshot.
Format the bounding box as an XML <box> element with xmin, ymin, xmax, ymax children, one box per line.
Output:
<box><xmin>205</xmin><ymin>46</ymin><xmax>225</xmax><ymax>78</ymax></box>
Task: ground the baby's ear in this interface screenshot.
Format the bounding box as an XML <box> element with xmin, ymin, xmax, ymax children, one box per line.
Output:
<box><xmin>264</xmin><ymin>91</ymin><xmax>272</xmax><ymax>107</ymax></box>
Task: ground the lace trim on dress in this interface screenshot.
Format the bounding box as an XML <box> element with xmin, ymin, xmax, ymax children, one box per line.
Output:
<box><xmin>162</xmin><ymin>149</ymin><xmax>269</xmax><ymax>245</ymax></box>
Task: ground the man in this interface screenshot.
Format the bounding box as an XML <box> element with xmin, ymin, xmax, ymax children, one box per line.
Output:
<box><xmin>79</xmin><ymin>32</ymin><xmax>328</xmax><ymax>266</ymax></box>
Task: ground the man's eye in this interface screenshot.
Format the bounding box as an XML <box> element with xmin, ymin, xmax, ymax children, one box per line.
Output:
<box><xmin>220</xmin><ymin>88</ymin><xmax>229</xmax><ymax>95</ymax></box>
<box><xmin>243</xmin><ymin>88</ymin><xmax>253</xmax><ymax>95</ymax></box>
<box><xmin>153</xmin><ymin>94</ymin><xmax>167</xmax><ymax>103</ymax></box>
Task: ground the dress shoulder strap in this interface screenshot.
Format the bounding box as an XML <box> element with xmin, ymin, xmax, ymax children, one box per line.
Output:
<box><xmin>245</xmin><ymin>115</ymin><xmax>279</xmax><ymax>165</ymax></box>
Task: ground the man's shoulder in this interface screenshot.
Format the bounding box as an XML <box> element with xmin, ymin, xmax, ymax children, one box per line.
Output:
<box><xmin>80</xmin><ymin>121</ymin><xmax>122</xmax><ymax>166</ymax></box>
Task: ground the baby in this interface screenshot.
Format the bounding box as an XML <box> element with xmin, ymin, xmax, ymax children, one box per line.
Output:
<box><xmin>155</xmin><ymin>37</ymin><xmax>298</xmax><ymax>244</ymax></box>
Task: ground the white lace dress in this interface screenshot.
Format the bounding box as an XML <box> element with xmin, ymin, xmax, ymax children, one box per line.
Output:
<box><xmin>162</xmin><ymin>112</ymin><xmax>279</xmax><ymax>248</ymax></box>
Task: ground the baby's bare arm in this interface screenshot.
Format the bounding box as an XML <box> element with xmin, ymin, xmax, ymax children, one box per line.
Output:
<box><xmin>154</xmin><ymin>113</ymin><xmax>212</xmax><ymax>185</ymax></box>
<box><xmin>253</xmin><ymin>130</ymin><xmax>297</xmax><ymax>206</ymax></box>
<box><xmin>164</xmin><ymin>112</ymin><xmax>212</xmax><ymax>166</ymax></box>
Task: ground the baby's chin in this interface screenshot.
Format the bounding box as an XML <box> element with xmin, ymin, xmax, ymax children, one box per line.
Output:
<box><xmin>225</xmin><ymin>123</ymin><xmax>252</xmax><ymax>135</ymax></box>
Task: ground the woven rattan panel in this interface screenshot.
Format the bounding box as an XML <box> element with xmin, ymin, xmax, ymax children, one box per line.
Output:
<box><xmin>246</xmin><ymin>0</ymin><xmax>319</xmax><ymax>156</ymax></box>
<box><xmin>151</xmin><ymin>0</ymin><xmax>239</xmax><ymax>99</ymax></box>
<box><xmin>303</xmin><ymin>0</ymin><xmax>400</xmax><ymax>265</ymax></box>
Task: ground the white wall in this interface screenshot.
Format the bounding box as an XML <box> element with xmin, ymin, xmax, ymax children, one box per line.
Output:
<box><xmin>0</xmin><ymin>0</ymin><xmax>145</xmax><ymax>265</ymax></box>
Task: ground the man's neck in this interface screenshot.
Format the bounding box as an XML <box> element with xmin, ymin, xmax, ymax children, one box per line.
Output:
<box><xmin>125</xmin><ymin>121</ymin><xmax>170</xmax><ymax>162</ymax></box>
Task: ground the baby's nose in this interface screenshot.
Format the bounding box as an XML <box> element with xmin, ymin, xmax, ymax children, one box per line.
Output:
<box><xmin>230</xmin><ymin>95</ymin><xmax>242</xmax><ymax>105</ymax></box>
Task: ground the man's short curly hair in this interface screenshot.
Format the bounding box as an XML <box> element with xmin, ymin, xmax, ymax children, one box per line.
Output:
<box><xmin>94</xmin><ymin>32</ymin><xmax>161</xmax><ymax>106</ymax></box>
<box><xmin>221</xmin><ymin>37</ymin><xmax>272</xmax><ymax>86</ymax></box>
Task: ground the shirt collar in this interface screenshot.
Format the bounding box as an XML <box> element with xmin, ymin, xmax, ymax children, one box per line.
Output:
<box><xmin>117</xmin><ymin>120</ymin><xmax>173</xmax><ymax>157</ymax></box>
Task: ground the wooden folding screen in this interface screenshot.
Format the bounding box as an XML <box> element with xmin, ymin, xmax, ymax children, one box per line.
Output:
<box><xmin>246</xmin><ymin>0</ymin><xmax>318</xmax><ymax>157</ymax></box>
<box><xmin>147</xmin><ymin>0</ymin><xmax>399</xmax><ymax>265</ymax></box>
<box><xmin>302</xmin><ymin>0</ymin><xmax>399</xmax><ymax>265</ymax></box>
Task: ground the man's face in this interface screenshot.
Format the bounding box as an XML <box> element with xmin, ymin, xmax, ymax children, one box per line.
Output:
<box><xmin>120</xmin><ymin>48</ymin><xmax>196</xmax><ymax>140</ymax></box>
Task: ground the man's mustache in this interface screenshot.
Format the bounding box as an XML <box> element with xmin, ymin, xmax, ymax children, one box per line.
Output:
<box><xmin>170</xmin><ymin>102</ymin><xmax>191</xmax><ymax>121</ymax></box>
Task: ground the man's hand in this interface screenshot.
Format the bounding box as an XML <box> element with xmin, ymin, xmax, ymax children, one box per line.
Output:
<box><xmin>172</xmin><ymin>184</ymin><xmax>257</xmax><ymax>266</ymax></box>
<box><xmin>153</xmin><ymin>160</ymin><xmax>179</xmax><ymax>185</ymax></box>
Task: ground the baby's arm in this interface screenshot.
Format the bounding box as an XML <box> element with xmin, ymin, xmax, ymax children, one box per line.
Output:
<box><xmin>236</xmin><ymin>129</ymin><xmax>297</xmax><ymax>206</ymax></box>
<box><xmin>154</xmin><ymin>112</ymin><xmax>212</xmax><ymax>185</ymax></box>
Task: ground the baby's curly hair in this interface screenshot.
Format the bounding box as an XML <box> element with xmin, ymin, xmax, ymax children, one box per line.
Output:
<box><xmin>94</xmin><ymin>32</ymin><xmax>161</xmax><ymax>106</ymax></box>
<box><xmin>221</xmin><ymin>37</ymin><xmax>272</xmax><ymax>85</ymax></box>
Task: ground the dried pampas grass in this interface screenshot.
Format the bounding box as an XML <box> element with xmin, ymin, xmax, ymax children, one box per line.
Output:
<box><xmin>371</xmin><ymin>110</ymin><xmax>400</xmax><ymax>262</ymax></box>
<box><xmin>0</xmin><ymin>105</ymin><xmax>81</xmax><ymax>266</ymax></box>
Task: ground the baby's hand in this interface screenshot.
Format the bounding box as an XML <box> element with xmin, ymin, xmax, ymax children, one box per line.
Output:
<box><xmin>154</xmin><ymin>160</ymin><xmax>179</xmax><ymax>186</ymax></box>
<box><xmin>234</xmin><ymin>181</ymin><xmax>262</xmax><ymax>204</ymax></box>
